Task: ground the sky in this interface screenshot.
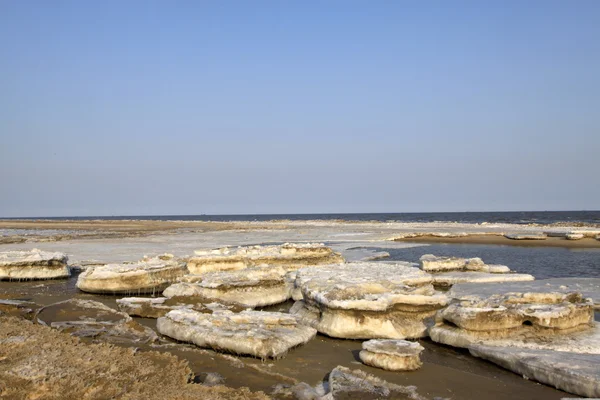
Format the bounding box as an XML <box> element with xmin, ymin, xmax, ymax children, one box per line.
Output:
<box><xmin>1</xmin><ymin>1</ymin><xmax>599</xmax><ymax>217</ymax></box>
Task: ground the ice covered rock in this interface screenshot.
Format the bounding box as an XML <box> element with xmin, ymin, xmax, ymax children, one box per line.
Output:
<box><xmin>469</xmin><ymin>344</ymin><xmax>600</xmax><ymax>398</ymax></box>
<box><xmin>419</xmin><ymin>254</ymin><xmax>533</xmax><ymax>288</ymax></box>
<box><xmin>163</xmin><ymin>266</ymin><xmax>293</xmax><ymax>308</ymax></box>
<box><xmin>0</xmin><ymin>249</ymin><xmax>70</xmax><ymax>280</ymax></box>
<box><xmin>326</xmin><ymin>366</ymin><xmax>429</xmax><ymax>399</ymax></box>
<box><xmin>35</xmin><ymin>299</ymin><xmax>157</xmax><ymax>344</ymax></box>
<box><xmin>187</xmin><ymin>243</ymin><xmax>343</xmax><ymax>274</ymax></box>
<box><xmin>359</xmin><ymin>339</ymin><xmax>424</xmax><ymax>371</ymax></box>
<box><xmin>504</xmin><ymin>233</ymin><xmax>547</xmax><ymax>240</ymax></box>
<box><xmin>156</xmin><ymin>309</ymin><xmax>316</xmax><ymax>359</ymax></box>
<box><xmin>76</xmin><ymin>254</ymin><xmax>187</xmax><ymax>294</ymax></box>
<box><xmin>290</xmin><ymin>262</ymin><xmax>448</xmax><ymax>339</ymax></box>
<box><xmin>116</xmin><ymin>297</ymin><xmax>243</xmax><ymax>318</ymax></box>
<box><xmin>450</xmin><ymin>278</ymin><xmax>600</xmax><ymax>310</ymax></box>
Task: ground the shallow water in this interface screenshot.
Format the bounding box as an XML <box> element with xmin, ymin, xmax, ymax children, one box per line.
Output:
<box><xmin>383</xmin><ymin>242</ymin><xmax>600</xmax><ymax>279</ymax></box>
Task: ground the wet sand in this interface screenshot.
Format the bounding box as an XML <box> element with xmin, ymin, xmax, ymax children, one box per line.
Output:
<box><xmin>396</xmin><ymin>235</ymin><xmax>600</xmax><ymax>248</ymax></box>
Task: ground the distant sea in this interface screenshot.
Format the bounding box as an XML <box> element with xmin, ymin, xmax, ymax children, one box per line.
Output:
<box><xmin>8</xmin><ymin>211</ymin><xmax>600</xmax><ymax>226</ymax></box>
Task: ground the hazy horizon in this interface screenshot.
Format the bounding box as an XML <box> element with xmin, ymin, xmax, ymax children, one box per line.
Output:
<box><xmin>2</xmin><ymin>1</ymin><xmax>599</xmax><ymax>218</ymax></box>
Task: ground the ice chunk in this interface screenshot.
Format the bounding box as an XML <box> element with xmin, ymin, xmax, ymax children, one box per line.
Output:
<box><xmin>187</xmin><ymin>243</ymin><xmax>343</xmax><ymax>274</ymax></box>
<box><xmin>359</xmin><ymin>339</ymin><xmax>424</xmax><ymax>371</ymax></box>
<box><xmin>0</xmin><ymin>249</ymin><xmax>70</xmax><ymax>280</ymax></box>
<box><xmin>76</xmin><ymin>254</ymin><xmax>187</xmax><ymax>294</ymax></box>
<box><xmin>163</xmin><ymin>266</ymin><xmax>293</xmax><ymax>308</ymax></box>
<box><xmin>156</xmin><ymin>309</ymin><xmax>316</xmax><ymax>359</ymax></box>
<box><xmin>290</xmin><ymin>262</ymin><xmax>447</xmax><ymax>339</ymax></box>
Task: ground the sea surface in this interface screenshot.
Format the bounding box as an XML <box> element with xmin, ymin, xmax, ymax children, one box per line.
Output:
<box><xmin>6</xmin><ymin>210</ymin><xmax>600</xmax><ymax>226</ymax></box>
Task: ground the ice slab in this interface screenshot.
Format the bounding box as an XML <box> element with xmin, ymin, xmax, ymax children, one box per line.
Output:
<box><xmin>359</xmin><ymin>339</ymin><xmax>424</xmax><ymax>371</ymax></box>
<box><xmin>76</xmin><ymin>254</ymin><xmax>187</xmax><ymax>294</ymax></box>
<box><xmin>450</xmin><ymin>278</ymin><xmax>600</xmax><ymax>310</ymax></box>
<box><xmin>163</xmin><ymin>266</ymin><xmax>293</xmax><ymax>308</ymax></box>
<box><xmin>187</xmin><ymin>243</ymin><xmax>343</xmax><ymax>274</ymax></box>
<box><xmin>156</xmin><ymin>309</ymin><xmax>317</xmax><ymax>359</ymax></box>
<box><xmin>469</xmin><ymin>344</ymin><xmax>600</xmax><ymax>398</ymax></box>
<box><xmin>0</xmin><ymin>249</ymin><xmax>70</xmax><ymax>280</ymax></box>
<box><xmin>326</xmin><ymin>366</ymin><xmax>430</xmax><ymax>399</ymax></box>
<box><xmin>504</xmin><ymin>233</ymin><xmax>547</xmax><ymax>240</ymax></box>
<box><xmin>291</xmin><ymin>262</ymin><xmax>447</xmax><ymax>339</ymax></box>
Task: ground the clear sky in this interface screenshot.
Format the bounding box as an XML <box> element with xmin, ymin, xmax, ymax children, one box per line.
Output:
<box><xmin>1</xmin><ymin>1</ymin><xmax>598</xmax><ymax>217</ymax></box>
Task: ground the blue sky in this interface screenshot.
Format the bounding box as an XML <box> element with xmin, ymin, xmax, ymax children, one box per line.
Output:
<box><xmin>1</xmin><ymin>1</ymin><xmax>598</xmax><ymax>217</ymax></box>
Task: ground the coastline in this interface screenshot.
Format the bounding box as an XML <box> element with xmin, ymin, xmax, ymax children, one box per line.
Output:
<box><xmin>396</xmin><ymin>235</ymin><xmax>600</xmax><ymax>249</ymax></box>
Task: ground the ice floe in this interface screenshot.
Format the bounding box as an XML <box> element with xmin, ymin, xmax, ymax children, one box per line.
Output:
<box><xmin>163</xmin><ymin>266</ymin><xmax>293</xmax><ymax>308</ymax></box>
<box><xmin>359</xmin><ymin>339</ymin><xmax>424</xmax><ymax>371</ymax></box>
<box><xmin>187</xmin><ymin>243</ymin><xmax>343</xmax><ymax>275</ymax></box>
<box><xmin>419</xmin><ymin>254</ymin><xmax>534</xmax><ymax>288</ymax></box>
<box><xmin>290</xmin><ymin>262</ymin><xmax>447</xmax><ymax>339</ymax></box>
<box><xmin>0</xmin><ymin>249</ymin><xmax>70</xmax><ymax>280</ymax></box>
<box><xmin>156</xmin><ymin>309</ymin><xmax>317</xmax><ymax>359</ymax></box>
<box><xmin>76</xmin><ymin>254</ymin><xmax>187</xmax><ymax>294</ymax></box>
<box><xmin>429</xmin><ymin>281</ymin><xmax>600</xmax><ymax>397</ymax></box>
<box><xmin>504</xmin><ymin>233</ymin><xmax>547</xmax><ymax>240</ymax></box>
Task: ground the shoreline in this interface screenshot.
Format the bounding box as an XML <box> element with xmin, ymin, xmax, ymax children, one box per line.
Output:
<box><xmin>396</xmin><ymin>235</ymin><xmax>600</xmax><ymax>249</ymax></box>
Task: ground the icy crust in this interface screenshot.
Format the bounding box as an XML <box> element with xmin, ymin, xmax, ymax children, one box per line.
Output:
<box><xmin>35</xmin><ymin>299</ymin><xmax>158</xmax><ymax>344</ymax></box>
<box><xmin>291</xmin><ymin>263</ymin><xmax>448</xmax><ymax>339</ymax></box>
<box><xmin>469</xmin><ymin>345</ymin><xmax>600</xmax><ymax>398</ymax></box>
<box><xmin>450</xmin><ymin>278</ymin><xmax>600</xmax><ymax>310</ymax></box>
<box><xmin>162</xmin><ymin>267</ymin><xmax>293</xmax><ymax>308</ymax></box>
<box><xmin>116</xmin><ymin>297</ymin><xmax>241</xmax><ymax>318</ymax></box>
<box><xmin>156</xmin><ymin>309</ymin><xmax>317</xmax><ymax>359</ymax></box>
<box><xmin>187</xmin><ymin>243</ymin><xmax>344</xmax><ymax>274</ymax></box>
<box><xmin>326</xmin><ymin>366</ymin><xmax>429</xmax><ymax>399</ymax></box>
<box><xmin>76</xmin><ymin>254</ymin><xmax>187</xmax><ymax>294</ymax></box>
<box><xmin>359</xmin><ymin>339</ymin><xmax>424</xmax><ymax>371</ymax></box>
<box><xmin>0</xmin><ymin>249</ymin><xmax>70</xmax><ymax>280</ymax></box>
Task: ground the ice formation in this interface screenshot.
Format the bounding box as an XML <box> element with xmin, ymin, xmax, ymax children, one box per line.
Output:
<box><xmin>35</xmin><ymin>299</ymin><xmax>157</xmax><ymax>344</ymax></box>
<box><xmin>359</xmin><ymin>339</ymin><xmax>424</xmax><ymax>371</ymax></box>
<box><xmin>186</xmin><ymin>243</ymin><xmax>343</xmax><ymax>274</ymax></box>
<box><xmin>290</xmin><ymin>262</ymin><xmax>448</xmax><ymax>339</ymax></box>
<box><xmin>76</xmin><ymin>254</ymin><xmax>187</xmax><ymax>294</ymax></box>
<box><xmin>419</xmin><ymin>254</ymin><xmax>534</xmax><ymax>288</ymax></box>
<box><xmin>450</xmin><ymin>278</ymin><xmax>600</xmax><ymax>310</ymax></box>
<box><xmin>156</xmin><ymin>309</ymin><xmax>317</xmax><ymax>359</ymax></box>
<box><xmin>469</xmin><ymin>345</ymin><xmax>600</xmax><ymax>398</ymax></box>
<box><xmin>429</xmin><ymin>283</ymin><xmax>600</xmax><ymax>397</ymax></box>
<box><xmin>504</xmin><ymin>233</ymin><xmax>547</xmax><ymax>240</ymax></box>
<box><xmin>116</xmin><ymin>297</ymin><xmax>241</xmax><ymax>318</ymax></box>
<box><xmin>326</xmin><ymin>366</ymin><xmax>429</xmax><ymax>399</ymax></box>
<box><xmin>0</xmin><ymin>249</ymin><xmax>70</xmax><ymax>280</ymax></box>
<box><xmin>162</xmin><ymin>266</ymin><xmax>293</xmax><ymax>308</ymax></box>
